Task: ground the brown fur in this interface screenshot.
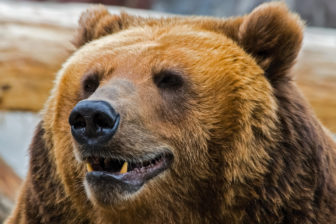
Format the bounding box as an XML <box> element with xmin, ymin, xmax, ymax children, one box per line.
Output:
<box><xmin>7</xmin><ymin>2</ymin><xmax>336</xmax><ymax>223</ymax></box>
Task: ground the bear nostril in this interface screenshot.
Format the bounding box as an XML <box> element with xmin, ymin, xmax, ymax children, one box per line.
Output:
<box><xmin>71</xmin><ymin>113</ymin><xmax>86</xmax><ymax>129</ymax></box>
<box><xmin>93</xmin><ymin>112</ymin><xmax>113</xmax><ymax>129</ymax></box>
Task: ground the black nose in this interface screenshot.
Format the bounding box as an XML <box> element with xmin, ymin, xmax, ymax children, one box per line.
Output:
<box><xmin>69</xmin><ymin>100</ymin><xmax>120</xmax><ymax>145</ymax></box>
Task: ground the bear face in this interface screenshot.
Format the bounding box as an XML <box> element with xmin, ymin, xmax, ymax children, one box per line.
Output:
<box><xmin>45</xmin><ymin>4</ymin><xmax>295</xmax><ymax>222</ymax></box>
<box><xmin>53</xmin><ymin>23</ymin><xmax>273</xmax><ymax>207</ymax></box>
<box><xmin>7</xmin><ymin>2</ymin><xmax>336</xmax><ymax>224</ymax></box>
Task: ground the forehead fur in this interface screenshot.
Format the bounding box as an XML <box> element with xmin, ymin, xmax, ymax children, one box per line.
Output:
<box><xmin>57</xmin><ymin>24</ymin><xmax>263</xmax><ymax>99</ymax></box>
<box><xmin>72</xmin><ymin>2</ymin><xmax>303</xmax><ymax>86</ymax></box>
<box><xmin>66</xmin><ymin>23</ymin><xmax>261</xmax><ymax>72</ymax></box>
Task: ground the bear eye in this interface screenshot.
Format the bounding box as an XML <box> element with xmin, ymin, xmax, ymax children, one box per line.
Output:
<box><xmin>153</xmin><ymin>70</ymin><xmax>184</xmax><ymax>90</ymax></box>
<box><xmin>82</xmin><ymin>73</ymin><xmax>100</xmax><ymax>96</ymax></box>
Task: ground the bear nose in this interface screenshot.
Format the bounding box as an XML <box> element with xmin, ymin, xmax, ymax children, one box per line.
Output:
<box><xmin>69</xmin><ymin>100</ymin><xmax>120</xmax><ymax>145</ymax></box>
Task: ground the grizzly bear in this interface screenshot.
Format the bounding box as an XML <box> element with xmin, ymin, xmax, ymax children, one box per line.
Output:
<box><xmin>6</xmin><ymin>2</ymin><xmax>336</xmax><ymax>224</ymax></box>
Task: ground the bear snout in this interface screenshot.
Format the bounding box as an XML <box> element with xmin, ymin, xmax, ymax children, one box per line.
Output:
<box><xmin>69</xmin><ymin>100</ymin><xmax>120</xmax><ymax>146</ymax></box>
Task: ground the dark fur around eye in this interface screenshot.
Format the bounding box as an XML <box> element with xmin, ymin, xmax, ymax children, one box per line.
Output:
<box><xmin>153</xmin><ymin>70</ymin><xmax>184</xmax><ymax>90</ymax></box>
<box><xmin>81</xmin><ymin>73</ymin><xmax>100</xmax><ymax>97</ymax></box>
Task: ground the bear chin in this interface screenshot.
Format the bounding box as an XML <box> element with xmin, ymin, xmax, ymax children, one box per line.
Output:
<box><xmin>84</xmin><ymin>172</ymin><xmax>142</xmax><ymax>206</ymax></box>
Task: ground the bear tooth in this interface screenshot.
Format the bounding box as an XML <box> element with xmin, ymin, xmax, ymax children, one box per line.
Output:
<box><xmin>86</xmin><ymin>163</ymin><xmax>93</xmax><ymax>172</ymax></box>
<box><xmin>120</xmin><ymin>161</ymin><xmax>128</xmax><ymax>174</ymax></box>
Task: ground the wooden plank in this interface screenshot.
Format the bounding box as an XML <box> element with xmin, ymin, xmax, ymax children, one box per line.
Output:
<box><xmin>0</xmin><ymin>1</ymin><xmax>335</xmax><ymax>131</ymax></box>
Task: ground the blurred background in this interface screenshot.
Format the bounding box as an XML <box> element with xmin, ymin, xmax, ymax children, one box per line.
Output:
<box><xmin>0</xmin><ymin>0</ymin><xmax>335</xmax><ymax>221</ymax></box>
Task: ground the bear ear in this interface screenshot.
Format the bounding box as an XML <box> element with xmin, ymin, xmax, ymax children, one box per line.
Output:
<box><xmin>73</xmin><ymin>5</ymin><xmax>135</xmax><ymax>47</ymax></box>
<box><xmin>238</xmin><ymin>2</ymin><xmax>304</xmax><ymax>83</ymax></box>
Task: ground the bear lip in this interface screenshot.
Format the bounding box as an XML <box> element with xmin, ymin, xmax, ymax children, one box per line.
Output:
<box><xmin>84</xmin><ymin>152</ymin><xmax>173</xmax><ymax>186</ymax></box>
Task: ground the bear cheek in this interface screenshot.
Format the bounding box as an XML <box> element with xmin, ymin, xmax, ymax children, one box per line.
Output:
<box><xmin>46</xmin><ymin>74</ymin><xmax>90</xmax><ymax>193</ymax></box>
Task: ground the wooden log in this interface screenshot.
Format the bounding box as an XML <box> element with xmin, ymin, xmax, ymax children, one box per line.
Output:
<box><xmin>0</xmin><ymin>21</ymin><xmax>74</xmax><ymax>111</ymax></box>
<box><xmin>0</xmin><ymin>2</ymin><xmax>75</xmax><ymax>111</ymax></box>
<box><xmin>0</xmin><ymin>1</ymin><xmax>335</xmax><ymax>132</ymax></box>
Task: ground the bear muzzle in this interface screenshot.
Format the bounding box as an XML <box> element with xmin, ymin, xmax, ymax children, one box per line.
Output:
<box><xmin>69</xmin><ymin>99</ymin><xmax>174</xmax><ymax>204</ymax></box>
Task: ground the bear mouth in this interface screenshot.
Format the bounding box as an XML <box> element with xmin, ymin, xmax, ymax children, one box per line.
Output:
<box><xmin>84</xmin><ymin>152</ymin><xmax>173</xmax><ymax>187</ymax></box>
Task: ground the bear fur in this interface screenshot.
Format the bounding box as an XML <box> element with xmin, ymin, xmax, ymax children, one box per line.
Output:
<box><xmin>6</xmin><ymin>2</ymin><xmax>336</xmax><ymax>224</ymax></box>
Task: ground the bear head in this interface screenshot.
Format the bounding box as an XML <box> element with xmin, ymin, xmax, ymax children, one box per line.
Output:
<box><xmin>39</xmin><ymin>2</ymin><xmax>307</xmax><ymax>223</ymax></box>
